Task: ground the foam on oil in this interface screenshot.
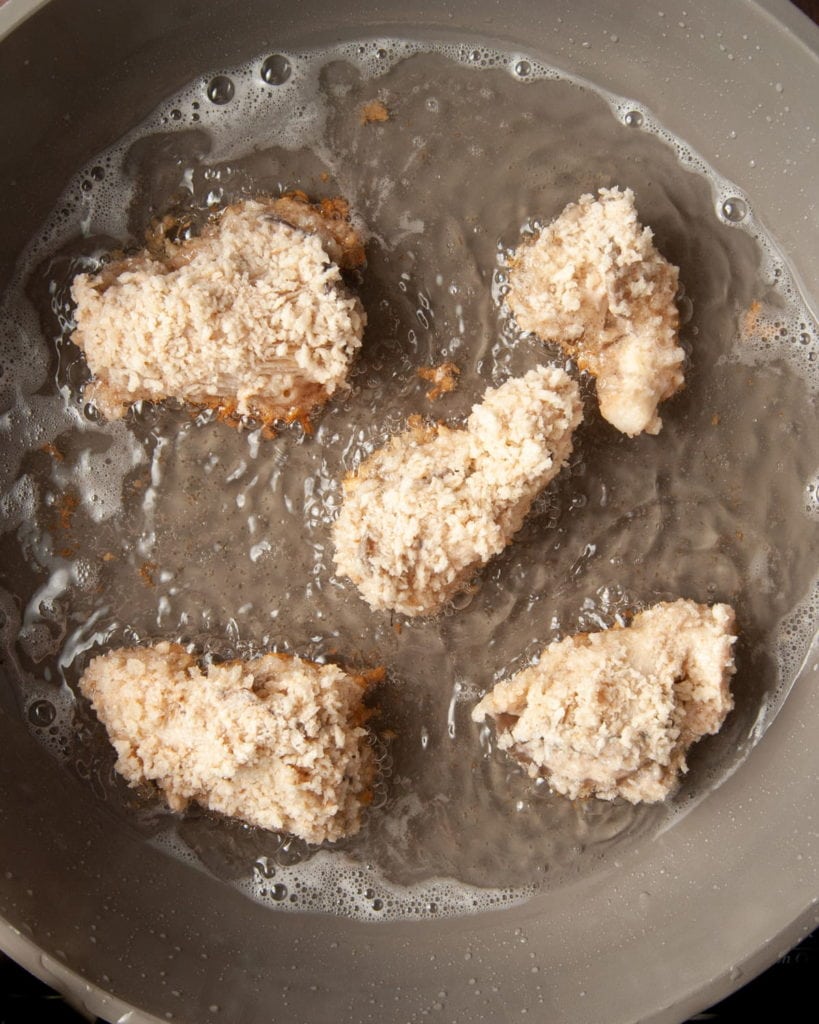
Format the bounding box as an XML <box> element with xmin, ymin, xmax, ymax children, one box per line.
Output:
<box><xmin>1</xmin><ymin>39</ymin><xmax>818</xmax><ymax>921</ymax></box>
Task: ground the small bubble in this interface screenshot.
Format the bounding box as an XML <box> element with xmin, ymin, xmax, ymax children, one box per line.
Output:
<box><xmin>271</xmin><ymin>883</ymin><xmax>288</xmax><ymax>901</ymax></box>
<box><xmin>513</xmin><ymin>60</ymin><xmax>532</xmax><ymax>78</ymax></box>
<box><xmin>469</xmin><ymin>49</ymin><xmax>482</xmax><ymax>62</ymax></box>
<box><xmin>90</xmin><ymin>165</ymin><xmax>105</xmax><ymax>181</ymax></box>
<box><xmin>261</xmin><ymin>55</ymin><xmax>292</xmax><ymax>86</ymax></box>
<box><xmin>29</xmin><ymin>700</ymin><xmax>56</xmax><ymax>727</ymax></box>
<box><xmin>254</xmin><ymin>856</ymin><xmax>275</xmax><ymax>879</ymax></box>
<box><xmin>721</xmin><ymin>197</ymin><xmax>748</xmax><ymax>222</ymax></box>
<box><xmin>206</xmin><ymin>76</ymin><xmax>235</xmax><ymax>105</ymax></box>
<box><xmin>624</xmin><ymin>110</ymin><xmax>644</xmax><ymax>128</ymax></box>
<box><xmin>376</xmin><ymin>48</ymin><xmax>388</xmax><ymax>60</ymax></box>
<box><xmin>169</xmin><ymin>109</ymin><xmax>182</xmax><ymax>122</ymax></box>
<box><xmin>372</xmin><ymin>899</ymin><xmax>384</xmax><ymax>911</ymax></box>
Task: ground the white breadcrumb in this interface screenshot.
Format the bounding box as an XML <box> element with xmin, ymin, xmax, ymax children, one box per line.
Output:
<box><xmin>78</xmin><ymin>642</ymin><xmax>376</xmax><ymax>844</ymax></box>
<box><xmin>70</xmin><ymin>198</ymin><xmax>366</xmax><ymax>425</ymax></box>
<box><xmin>472</xmin><ymin>600</ymin><xmax>736</xmax><ymax>803</ymax></box>
<box><xmin>508</xmin><ymin>187</ymin><xmax>684</xmax><ymax>437</ymax></box>
<box><xmin>333</xmin><ymin>365</ymin><xmax>583</xmax><ymax>617</ymax></box>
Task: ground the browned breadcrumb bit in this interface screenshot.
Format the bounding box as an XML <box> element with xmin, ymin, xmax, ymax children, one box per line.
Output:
<box><xmin>138</xmin><ymin>561</ymin><xmax>157</xmax><ymax>587</ymax></box>
<box><xmin>472</xmin><ymin>600</ymin><xmax>736</xmax><ymax>804</ymax></box>
<box><xmin>102</xmin><ymin>552</ymin><xmax>116</xmax><ymax>562</ymax></box>
<box><xmin>54</xmin><ymin>492</ymin><xmax>78</xmax><ymax>531</ymax></box>
<box><xmin>740</xmin><ymin>299</ymin><xmax>780</xmax><ymax>344</ymax></box>
<box><xmin>78</xmin><ymin>643</ymin><xmax>376</xmax><ymax>843</ymax></box>
<box><xmin>418</xmin><ymin>362</ymin><xmax>461</xmax><ymax>400</ymax></box>
<box><xmin>360</xmin><ymin>99</ymin><xmax>390</xmax><ymax>124</ymax></box>
<box><xmin>41</xmin><ymin>443</ymin><xmax>64</xmax><ymax>462</ymax></box>
<box><xmin>743</xmin><ymin>300</ymin><xmax>762</xmax><ymax>335</ymax></box>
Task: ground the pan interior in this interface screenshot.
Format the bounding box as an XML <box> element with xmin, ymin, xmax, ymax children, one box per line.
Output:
<box><xmin>1</xmin><ymin>38</ymin><xmax>818</xmax><ymax>922</ymax></box>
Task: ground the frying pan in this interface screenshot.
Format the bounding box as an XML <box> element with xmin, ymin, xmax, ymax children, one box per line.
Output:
<box><xmin>1</xmin><ymin>1</ymin><xmax>818</xmax><ymax>1022</ymax></box>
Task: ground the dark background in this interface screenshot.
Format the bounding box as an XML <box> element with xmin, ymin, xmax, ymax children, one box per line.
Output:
<box><xmin>2</xmin><ymin>0</ymin><xmax>818</xmax><ymax>1021</ymax></box>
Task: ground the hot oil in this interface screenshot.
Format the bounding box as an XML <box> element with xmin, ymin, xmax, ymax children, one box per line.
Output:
<box><xmin>1</xmin><ymin>41</ymin><xmax>818</xmax><ymax>921</ymax></box>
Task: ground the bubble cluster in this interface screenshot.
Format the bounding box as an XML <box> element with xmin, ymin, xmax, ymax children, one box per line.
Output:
<box><xmin>237</xmin><ymin>849</ymin><xmax>532</xmax><ymax>921</ymax></box>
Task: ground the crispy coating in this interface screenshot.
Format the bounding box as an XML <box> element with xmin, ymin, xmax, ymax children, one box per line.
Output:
<box><xmin>70</xmin><ymin>197</ymin><xmax>366</xmax><ymax>426</ymax></box>
<box><xmin>333</xmin><ymin>365</ymin><xmax>582</xmax><ymax>617</ymax></box>
<box><xmin>508</xmin><ymin>187</ymin><xmax>684</xmax><ymax>436</ymax></box>
<box><xmin>472</xmin><ymin>600</ymin><xmax>736</xmax><ymax>803</ymax></box>
<box><xmin>79</xmin><ymin>642</ymin><xmax>376</xmax><ymax>843</ymax></box>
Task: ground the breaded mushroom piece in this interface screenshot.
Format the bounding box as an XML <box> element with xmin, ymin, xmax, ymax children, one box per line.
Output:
<box><xmin>333</xmin><ymin>365</ymin><xmax>583</xmax><ymax>617</ymax></box>
<box><xmin>70</xmin><ymin>197</ymin><xmax>366</xmax><ymax>426</ymax></box>
<box><xmin>472</xmin><ymin>600</ymin><xmax>736</xmax><ymax>804</ymax></box>
<box><xmin>78</xmin><ymin>642</ymin><xmax>376</xmax><ymax>844</ymax></box>
<box><xmin>507</xmin><ymin>187</ymin><xmax>684</xmax><ymax>437</ymax></box>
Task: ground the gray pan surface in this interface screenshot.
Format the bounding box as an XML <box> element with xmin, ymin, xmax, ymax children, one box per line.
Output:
<box><xmin>0</xmin><ymin>1</ymin><xmax>817</xmax><ymax>1022</ymax></box>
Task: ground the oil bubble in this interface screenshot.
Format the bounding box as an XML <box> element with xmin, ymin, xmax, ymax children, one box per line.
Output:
<box><xmin>28</xmin><ymin>700</ymin><xmax>56</xmax><ymax>727</ymax></box>
<box><xmin>261</xmin><ymin>55</ymin><xmax>292</xmax><ymax>86</ymax></box>
<box><xmin>206</xmin><ymin>76</ymin><xmax>235</xmax><ymax>105</ymax></box>
<box><xmin>721</xmin><ymin>197</ymin><xmax>748</xmax><ymax>223</ymax></box>
<box><xmin>513</xmin><ymin>60</ymin><xmax>532</xmax><ymax>78</ymax></box>
<box><xmin>271</xmin><ymin>883</ymin><xmax>288</xmax><ymax>901</ymax></box>
<box><xmin>624</xmin><ymin>110</ymin><xmax>644</xmax><ymax>128</ymax></box>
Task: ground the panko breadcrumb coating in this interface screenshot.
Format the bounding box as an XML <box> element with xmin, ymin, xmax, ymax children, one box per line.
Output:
<box><xmin>78</xmin><ymin>642</ymin><xmax>376</xmax><ymax>844</ymax></box>
<box><xmin>333</xmin><ymin>365</ymin><xmax>582</xmax><ymax>617</ymax></box>
<box><xmin>472</xmin><ymin>600</ymin><xmax>736</xmax><ymax>804</ymax></box>
<box><xmin>508</xmin><ymin>187</ymin><xmax>684</xmax><ymax>437</ymax></box>
<box><xmin>70</xmin><ymin>197</ymin><xmax>366</xmax><ymax>426</ymax></box>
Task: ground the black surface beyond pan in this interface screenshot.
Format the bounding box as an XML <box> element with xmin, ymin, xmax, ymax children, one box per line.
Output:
<box><xmin>1</xmin><ymin>2</ymin><xmax>818</xmax><ymax>1023</ymax></box>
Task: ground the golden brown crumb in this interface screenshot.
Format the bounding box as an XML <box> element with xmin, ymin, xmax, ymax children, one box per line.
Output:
<box><xmin>418</xmin><ymin>362</ymin><xmax>461</xmax><ymax>400</ymax></box>
<box><xmin>743</xmin><ymin>300</ymin><xmax>762</xmax><ymax>336</ymax></box>
<box><xmin>472</xmin><ymin>600</ymin><xmax>737</xmax><ymax>803</ymax></box>
<box><xmin>360</xmin><ymin>99</ymin><xmax>390</xmax><ymax>124</ymax></box>
<box><xmin>138</xmin><ymin>562</ymin><xmax>157</xmax><ymax>587</ymax></box>
<box><xmin>40</xmin><ymin>443</ymin><xmax>64</xmax><ymax>462</ymax></box>
<box><xmin>54</xmin><ymin>491</ymin><xmax>78</xmax><ymax>532</ymax></box>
